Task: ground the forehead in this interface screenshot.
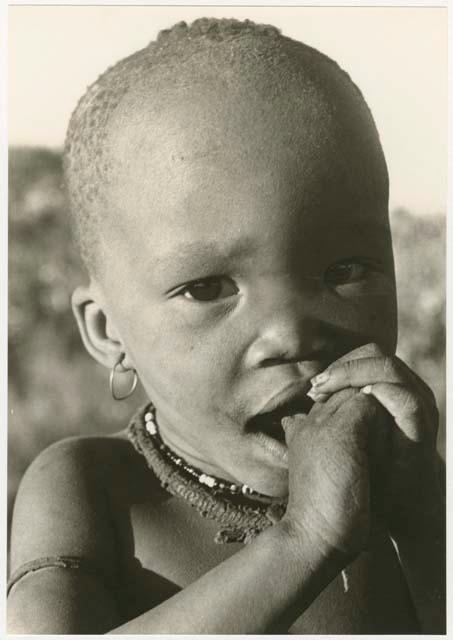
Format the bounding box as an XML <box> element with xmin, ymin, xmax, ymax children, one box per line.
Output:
<box><xmin>99</xmin><ymin>55</ymin><xmax>388</xmax><ymax>273</ymax></box>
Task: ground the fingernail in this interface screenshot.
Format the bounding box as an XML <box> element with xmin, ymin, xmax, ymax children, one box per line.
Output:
<box><xmin>311</xmin><ymin>371</ymin><xmax>330</xmax><ymax>387</ymax></box>
<box><xmin>361</xmin><ymin>385</ymin><xmax>373</xmax><ymax>395</ymax></box>
<box><xmin>307</xmin><ymin>388</ymin><xmax>330</xmax><ymax>402</ymax></box>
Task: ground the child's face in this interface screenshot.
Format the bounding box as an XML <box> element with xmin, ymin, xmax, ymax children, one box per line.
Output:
<box><xmin>96</xmin><ymin>81</ymin><xmax>397</xmax><ymax>497</ymax></box>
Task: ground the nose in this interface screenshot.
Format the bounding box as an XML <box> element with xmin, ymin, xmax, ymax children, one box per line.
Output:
<box><xmin>244</xmin><ymin>287</ymin><xmax>327</xmax><ymax>369</ymax></box>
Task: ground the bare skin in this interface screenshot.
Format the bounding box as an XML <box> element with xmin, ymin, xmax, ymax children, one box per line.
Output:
<box><xmin>8</xmin><ymin>46</ymin><xmax>445</xmax><ymax>633</ymax></box>
<box><xmin>8</xmin><ymin>348</ymin><xmax>443</xmax><ymax>633</ymax></box>
<box><xmin>307</xmin><ymin>343</ymin><xmax>445</xmax><ymax>632</ymax></box>
<box><xmin>8</xmin><ymin>393</ymin><xmax>421</xmax><ymax>634</ymax></box>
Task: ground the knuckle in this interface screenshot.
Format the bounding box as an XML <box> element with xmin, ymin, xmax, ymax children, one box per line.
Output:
<box><xmin>382</xmin><ymin>355</ymin><xmax>400</xmax><ymax>378</ymax></box>
<box><xmin>367</xmin><ymin>342</ymin><xmax>384</xmax><ymax>356</ymax></box>
<box><xmin>351</xmin><ymin>342</ymin><xmax>382</xmax><ymax>358</ymax></box>
<box><xmin>331</xmin><ymin>388</ymin><xmax>357</xmax><ymax>404</ymax></box>
<box><xmin>343</xmin><ymin>358</ymin><xmax>360</xmax><ymax>379</ymax></box>
<box><xmin>407</xmin><ymin>401</ymin><xmax>424</xmax><ymax>420</ymax></box>
<box><xmin>400</xmin><ymin>392</ymin><xmax>424</xmax><ymax>420</ymax></box>
<box><xmin>341</xmin><ymin>390</ymin><xmax>375</xmax><ymax>414</ymax></box>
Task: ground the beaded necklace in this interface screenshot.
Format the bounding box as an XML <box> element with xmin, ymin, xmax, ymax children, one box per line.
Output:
<box><xmin>127</xmin><ymin>404</ymin><xmax>287</xmax><ymax>544</ymax></box>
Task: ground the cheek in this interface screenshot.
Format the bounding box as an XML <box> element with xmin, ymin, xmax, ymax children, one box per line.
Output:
<box><xmin>323</xmin><ymin>277</ymin><xmax>396</xmax><ymax>349</ymax></box>
<box><xmin>346</xmin><ymin>292</ymin><xmax>398</xmax><ymax>354</ymax></box>
<box><xmin>127</xmin><ymin>311</ymin><xmax>243</xmax><ymax>401</ymax></box>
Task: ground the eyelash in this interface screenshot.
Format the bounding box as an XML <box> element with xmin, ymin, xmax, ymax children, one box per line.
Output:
<box><xmin>168</xmin><ymin>276</ymin><xmax>239</xmax><ymax>302</ymax></box>
<box><xmin>324</xmin><ymin>258</ymin><xmax>376</xmax><ymax>286</ymax></box>
<box><xmin>168</xmin><ymin>258</ymin><xmax>378</xmax><ymax>304</ymax></box>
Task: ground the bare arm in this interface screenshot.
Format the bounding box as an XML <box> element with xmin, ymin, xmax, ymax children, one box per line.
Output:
<box><xmin>111</xmin><ymin>522</ymin><xmax>342</xmax><ymax>634</ymax></box>
<box><xmin>305</xmin><ymin>343</ymin><xmax>446</xmax><ymax>633</ymax></box>
<box><xmin>8</xmin><ymin>438</ymin><xmax>123</xmax><ymax>634</ymax></box>
<box><xmin>7</xmin><ymin>439</ymin><xmax>343</xmax><ymax>634</ymax></box>
<box><xmin>113</xmin><ymin>390</ymin><xmax>384</xmax><ymax>634</ymax></box>
<box><xmin>8</xmin><ymin>392</ymin><xmax>377</xmax><ymax>634</ymax></box>
<box><xmin>8</xmin><ymin>522</ymin><xmax>342</xmax><ymax>635</ymax></box>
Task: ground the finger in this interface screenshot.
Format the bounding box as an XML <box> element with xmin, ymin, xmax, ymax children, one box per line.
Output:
<box><xmin>314</xmin><ymin>387</ymin><xmax>359</xmax><ymax>414</ymax></box>
<box><xmin>310</xmin><ymin>356</ymin><xmax>406</xmax><ymax>395</ymax></box>
<box><xmin>306</xmin><ymin>389</ymin><xmax>330</xmax><ymax>403</ymax></box>
<box><xmin>310</xmin><ymin>344</ymin><xmax>436</xmax><ymax>409</ymax></box>
<box><xmin>286</xmin><ymin>389</ymin><xmax>358</xmax><ymax>441</ymax></box>
<box><xmin>393</xmin><ymin>356</ymin><xmax>437</xmax><ymax>407</ymax></box>
<box><xmin>361</xmin><ymin>382</ymin><xmax>438</xmax><ymax>444</ymax></box>
<box><xmin>306</xmin><ymin>343</ymin><xmax>387</xmax><ymax>404</ymax></box>
<box><xmin>332</xmin><ymin>342</ymin><xmax>386</xmax><ymax>365</ymax></box>
<box><xmin>336</xmin><ymin>391</ymin><xmax>391</xmax><ymax>455</ymax></box>
<box><xmin>328</xmin><ymin>391</ymin><xmax>380</xmax><ymax>451</ymax></box>
<box><xmin>282</xmin><ymin>413</ymin><xmax>307</xmax><ymax>446</ymax></box>
<box><xmin>310</xmin><ymin>354</ymin><xmax>436</xmax><ymax>410</ymax></box>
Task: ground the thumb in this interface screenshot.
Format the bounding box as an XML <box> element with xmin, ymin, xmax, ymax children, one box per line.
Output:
<box><xmin>282</xmin><ymin>413</ymin><xmax>307</xmax><ymax>446</ymax></box>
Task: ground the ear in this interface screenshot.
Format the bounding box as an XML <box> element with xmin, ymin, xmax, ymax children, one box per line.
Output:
<box><xmin>71</xmin><ymin>284</ymin><xmax>128</xmax><ymax>369</ymax></box>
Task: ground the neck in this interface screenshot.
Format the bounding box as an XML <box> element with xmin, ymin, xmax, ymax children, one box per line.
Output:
<box><xmin>154</xmin><ymin>406</ymin><xmax>239</xmax><ymax>484</ymax></box>
<box><xmin>127</xmin><ymin>403</ymin><xmax>287</xmax><ymax>544</ymax></box>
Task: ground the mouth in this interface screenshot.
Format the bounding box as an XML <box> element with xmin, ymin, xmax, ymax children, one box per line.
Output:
<box><xmin>246</xmin><ymin>393</ymin><xmax>314</xmax><ymax>443</ymax></box>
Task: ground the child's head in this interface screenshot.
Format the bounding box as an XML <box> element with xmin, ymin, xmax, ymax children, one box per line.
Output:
<box><xmin>65</xmin><ymin>18</ymin><xmax>397</xmax><ymax>496</ymax></box>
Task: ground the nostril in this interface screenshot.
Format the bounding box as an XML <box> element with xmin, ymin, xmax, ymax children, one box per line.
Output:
<box><xmin>243</xmin><ymin>314</ymin><xmax>328</xmax><ymax>370</ymax></box>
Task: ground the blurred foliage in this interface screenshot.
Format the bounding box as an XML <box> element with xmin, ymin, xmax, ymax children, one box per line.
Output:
<box><xmin>8</xmin><ymin>147</ymin><xmax>446</xmax><ymax>530</ymax></box>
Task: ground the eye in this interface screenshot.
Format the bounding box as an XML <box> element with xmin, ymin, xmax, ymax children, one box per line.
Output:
<box><xmin>171</xmin><ymin>277</ymin><xmax>239</xmax><ymax>302</ymax></box>
<box><xmin>324</xmin><ymin>259</ymin><xmax>371</xmax><ymax>285</ymax></box>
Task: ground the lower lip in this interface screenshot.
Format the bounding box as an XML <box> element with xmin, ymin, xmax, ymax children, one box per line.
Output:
<box><xmin>249</xmin><ymin>430</ymin><xmax>289</xmax><ymax>465</ymax></box>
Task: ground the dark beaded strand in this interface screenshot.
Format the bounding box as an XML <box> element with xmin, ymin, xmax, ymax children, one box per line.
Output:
<box><xmin>143</xmin><ymin>407</ymin><xmax>271</xmax><ymax>499</ymax></box>
<box><xmin>127</xmin><ymin>404</ymin><xmax>287</xmax><ymax>544</ymax></box>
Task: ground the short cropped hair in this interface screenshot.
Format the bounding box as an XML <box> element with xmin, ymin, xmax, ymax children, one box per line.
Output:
<box><xmin>64</xmin><ymin>17</ymin><xmax>383</xmax><ymax>275</ymax></box>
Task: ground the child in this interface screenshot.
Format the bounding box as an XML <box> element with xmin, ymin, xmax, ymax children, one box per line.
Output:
<box><xmin>7</xmin><ymin>18</ymin><xmax>445</xmax><ymax>634</ymax></box>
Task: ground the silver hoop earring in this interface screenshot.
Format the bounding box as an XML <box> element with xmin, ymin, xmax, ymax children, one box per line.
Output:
<box><xmin>109</xmin><ymin>353</ymin><xmax>138</xmax><ymax>401</ymax></box>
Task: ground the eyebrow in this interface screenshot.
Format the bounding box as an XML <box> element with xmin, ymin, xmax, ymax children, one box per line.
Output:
<box><xmin>152</xmin><ymin>237</ymin><xmax>256</xmax><ymax>276</ymax></box>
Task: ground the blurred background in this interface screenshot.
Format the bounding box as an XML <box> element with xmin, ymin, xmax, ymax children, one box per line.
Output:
<box><xmin>8</xmin><ymin>6</ymin><xmax>446</xmax><ymax>537</ymax></box>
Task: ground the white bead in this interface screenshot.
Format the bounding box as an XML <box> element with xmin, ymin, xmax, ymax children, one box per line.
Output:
<box><xmin>242</xmin><ymin>484</ymin><xmax>250</xmax><ymax>495</ymax></box>
<box><xmin>205</xmin><ymin>476</ymin><xmax>216</xmax><ymax>488</ymax></box>
<box><xmin>199</xmin><ymin>474</ymin><xmax>206</xmax><ymax>483</ymax></box>
<box><xmin>230</xmin><ymin>484</ymin><xmax>237</xmax><ymax>492</ymax></box>
<box><xmin>144</xmin><ymin>412</ymin><xmax>153</xmax><ymax>422</ymax></box>
<box><xmin>146</xmin><ymin>422</ymin><xmax>157</xmax><ymax>435</ymax></box>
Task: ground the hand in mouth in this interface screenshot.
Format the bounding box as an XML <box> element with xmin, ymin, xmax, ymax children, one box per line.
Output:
<box><xmin>246</xmin><ymin>391</ymin><xmax>315</xmax><ymax>444</ymax></box>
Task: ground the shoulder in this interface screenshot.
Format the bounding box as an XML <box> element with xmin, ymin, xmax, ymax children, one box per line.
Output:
<box><xmin>8</xmin><ymin>432</ymin><xmax>171</xmax><ymax>633</ymax></box>
<box><xmin>8</xmin><ymin>435</ymin><xmax>138</xmax><ymax>633</ymax></box>
<box><xmin>9</xmin><ymin>433</ymin><xmax>151</xmax><ymax>571</ymax></box>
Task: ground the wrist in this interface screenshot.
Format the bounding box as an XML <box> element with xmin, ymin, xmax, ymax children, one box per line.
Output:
<box><xmin>270</xmin><ymin>518</ymin><xmax>349</xmax><ymax>578</ymax></box>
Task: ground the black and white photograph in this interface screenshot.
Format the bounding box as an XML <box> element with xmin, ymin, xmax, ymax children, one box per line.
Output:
<box><xmin>6</xmin><ymin>3</ymin><xmax>447</xmax><ymax>634</ymax></box>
